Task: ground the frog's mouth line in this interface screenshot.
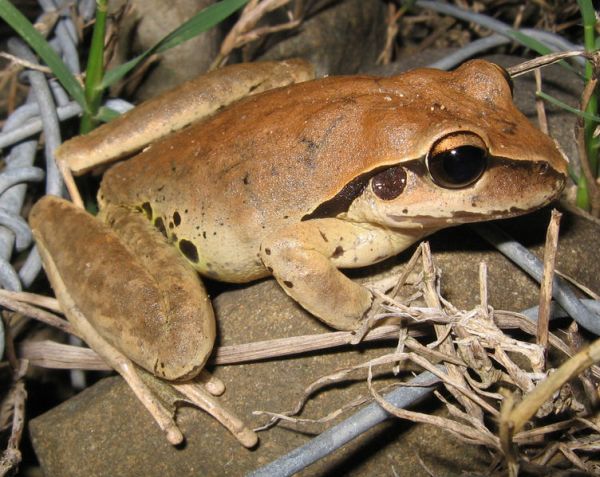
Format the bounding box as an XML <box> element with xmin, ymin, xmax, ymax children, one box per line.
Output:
<box><xmin>386</xmin><ymin>197</ymin><xmax>559</xmax><ymax>226</ymax></box>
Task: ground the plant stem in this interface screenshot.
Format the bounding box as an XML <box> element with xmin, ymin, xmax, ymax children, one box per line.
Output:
<box><xmin>576</xmin><ymin>0</ymin><xmax>598</xmax><ymax>211</ymax></box>
<box><xmin>80</xmin><ymin>0</ymin><xmax>108</xmax><ymax>134</ymax></box>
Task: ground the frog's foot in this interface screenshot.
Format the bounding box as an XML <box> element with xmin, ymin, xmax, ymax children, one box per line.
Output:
<box><xmin>175</xmin><ymin>380</ymin><xmax>258</xmax><ymax>448</ymax></box>
<box><xmin>197</xmin><ymin>369</ymin><xmax>226</xmax><ymax>396</ymax></box>
<box><xmin>261</xmin><ymin>219</ymin><xmax>415</xmax><ymax>330</ymax></box>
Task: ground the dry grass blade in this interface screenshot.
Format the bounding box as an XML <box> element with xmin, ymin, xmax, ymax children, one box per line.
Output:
<box><xmin>421</xmin><ymin>242</ymin><xmax>483</xmax><ymax>422</ymax></box>
<box><xmin>19</xmin><ymin>340</ymin><xmax>111</xmax><ymax>371</ymax></box>
<box><xmin>0</xmin><ymin>289</ymin><xmax>61</xmax><ymax>313</ymax></box>
<box><xmin>507</xmin><ymin>51</ymin><xmax>591</xmax><ymax>77</ymax></box>
<box><xmin>537</xmin><ymin>209</ymin><xmax>562</xmax><ymax>352</ymax></box>
<box><xmin>0</xmin><ymin>360</ymin><xmax>28</xmax><ymax>477</ymax></box>
<box><xmin>0</xmin><ymin>51</ymin><xmax>52</xmax><ymax>73</ymax></box>
<box><xmin>212</xmin><ymin>0</ymin><xmax>300</xmax><ymax>69</ymax></box>
<box><xmin>504</xmin><ymin>336</ymin><xmax>600</xmax><ymax>437</ymax></box>
<box><xmin>0</xmin><ymin>293</ymin><xmax>74</xmax><ymax>336</ymax></box>
<box><xmin>367</xmin><ymin>366</ymin><xmax>500</xmax><ymax>449</ymax></box>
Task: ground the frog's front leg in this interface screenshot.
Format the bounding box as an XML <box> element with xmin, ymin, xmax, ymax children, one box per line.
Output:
<box><xmin>260</xmin><ymin>219</ymin><xmax>422</xmax><ymax>330</ymax></box>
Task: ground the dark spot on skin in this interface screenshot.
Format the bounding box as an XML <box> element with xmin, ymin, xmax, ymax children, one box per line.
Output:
<box><xmin>471</xmin><ymin>202</ymin><xmax>477</xmax><ymax>207</ymax></box>
<box><xmin>184</xmin><ymin>209</ymin><xmax>188</xmax><ymax>214</ymax></box>
<box><xmin>171</xmin><ymin>166</ymin><xmax>177</xmax><ymax>172</ymax></box>
<box><xmin>353</xmin><ymin>257</ymin><xmax>358</xmax><ymax>262</ymax></box>
<box><xmin>157</xmin><ymin>185</ymin><xmax>164</xmax><ymax>192</ymax></box>
<box><xmin>264</xmin><ymin>248</ymin><xmax>271</xmax><ymax>255</ymax></box>
<box><xmin>179</xmin><ymin>239</ymin><xmax>199</xmax><ymax>263</ymax></box>
<box><xmin>299</xmin><ymin>137</ymin><xmax>319</xmax><ymax>168</ymax></box>
<box><xmin>402</xmin><ymin>208</ymin><xmax>408</xmax><ymax>214</ymax></box>
<box><xmin>173</xmin><ymin>211</ymin><xmax>181</xmax><ymax>226</ymax></box>
<box><xmin>243</xmin><ymin>173</ymin><xmax>249</xmax><ymax>185</ymax></box>
<box><xmin>195</xmin><ymin>225</ymin><xmax>200</xmax><ymax>230</ymax></box>
<box><xmin>169</xmin><ymin>222</ymin><xmax>174</xmax><ymax>229</ymax></box>
<box><xmin>206</xmin><ymin>262</ymin><xmax>213</xmax><ymax>269</ymax></box>
<box><xmin>283</xmin><ymin>215</ymin><xmax>289</xmax><ymax>219</ymax></box>
<box><xmin>202</xmin><ymin>231</ymin><xmax>207</xmax><ymax>239</ymax></box>
<box><xmin>319</xmin><ymin>230</ymin><xmax>329</xmax><ymax>242</ymax></box>
<box><xmin>283</xmin><ymin>280</ymin><xmax>294</xmax><ymax>288</ymax></box>
<box><xmin>331</xmin><ymin>246</ymin><xmax>344</xmax><ymax>258</ymax></box>
<box><xmin>213</xmin><ymin>232</ymin><xmax>217</xmax><ymax>236</ymax></box>
<box><xmin>267</xmin><ymin>266</ymin><xmax>273</xmax><ymax>273</ymax></box>
<box><xmin>141</xmin><ymin>202</ymin><xmax>152</xmax><ymax>220</ymax></box>
<box><xmin>219</xmin><ymin>222</ymin><xmax>224</xmax><ymax>226</ymax></box>
<box><xmin>154</xmin><ymin>217</ymin><xmax>167</xmax><ymax>238</ymax></box>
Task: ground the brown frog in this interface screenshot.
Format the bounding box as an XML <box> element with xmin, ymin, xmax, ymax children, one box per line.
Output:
<box><xmin>29</xmin><ymin>59</ymin><xmax>567</xmax><ymax>445</ymax></box>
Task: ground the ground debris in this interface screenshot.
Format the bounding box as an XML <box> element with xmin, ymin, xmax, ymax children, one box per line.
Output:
<box><xmin>255</xmin><ymin>242</ymin><xmax>600</xmax><ymax>475</ymax></box>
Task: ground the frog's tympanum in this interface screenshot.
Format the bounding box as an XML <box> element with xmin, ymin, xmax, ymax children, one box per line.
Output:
<box><xmin>29</xmin><ymin>59</ymin><xmax>567</xmax><ymax>443</ymax></box>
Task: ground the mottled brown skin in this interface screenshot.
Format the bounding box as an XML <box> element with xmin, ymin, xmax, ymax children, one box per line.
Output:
<box><xmin>30</xmin><ymin>59</ymin><xmax>567</xmax><ymax>380</ymax></box>
<box><xmin>99</xmin><ymin>60</ymin><xmax>565</xmax><ymax>280</ymax></box>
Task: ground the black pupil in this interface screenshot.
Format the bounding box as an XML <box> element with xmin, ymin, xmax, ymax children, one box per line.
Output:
<box><xmin>428</xmin><ymin>145</ymin><xmax>486</xmax><ymax>188</ymax></box>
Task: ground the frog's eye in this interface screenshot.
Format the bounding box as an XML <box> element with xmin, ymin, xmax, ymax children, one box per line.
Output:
<box><xmin>426</xmin><ymin>132</ymin><xmax>488</xmax><ymax>189</ymax></box>
<box><xmin>371</xmin><ymin>166</ymin><xmax>407</xmax><ymax>200</ymax></box>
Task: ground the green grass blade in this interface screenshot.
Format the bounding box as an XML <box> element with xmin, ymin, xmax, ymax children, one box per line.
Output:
<box><xmin>95</xmin><ymin>106</ymin><xmax>121</xmax><ymax>123</ymax></box>
<box><xmin>80</xmin><ymin>0</ymin><xmax>108</xmax><ymax>133</ymax></box>
<box><xmin>537</xmin><ymin>90</ymin><xmax>600</xmax><ymax>123</ymax></box>
<box><xmin>507</xmin><ymin>30</ymin><xmax>553</xmax><ymax>56</ymax></box>
<box><xmin>100</xmin><ymin>0</ymin><xmax>249</xmax><ymax>89</ymax></box>
<box><xmin>0</xmin><ymin>0</ymin><xmax>87</xmax><ymax>110</ymax></box>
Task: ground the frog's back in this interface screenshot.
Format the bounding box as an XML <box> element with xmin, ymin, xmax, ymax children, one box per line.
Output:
<box><xmin>100</xmin><ymin>74</ymin><xmax>408</xmax><ymax>281</ymax></box>
<box><xmin>100</xmin><ymin>61</ymin><xmax>559</xmax><ymax>282</ymax></box>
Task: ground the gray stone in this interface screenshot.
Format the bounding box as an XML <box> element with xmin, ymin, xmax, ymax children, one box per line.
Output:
<box><xmin>258</xmin><ymin>0</ymin><xmax>386</xmax><ymax>77</ymax></box>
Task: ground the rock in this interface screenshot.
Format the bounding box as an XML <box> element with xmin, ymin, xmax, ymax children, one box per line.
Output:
<box><xmin>257</xmin><ymin>0</ymin><xmax>386</xmax><ymax>77</ymax></box>
<box><xmin>107</xmin><ymin>0</ymin><xmax>220</xmax><ymax>100</ymax></box>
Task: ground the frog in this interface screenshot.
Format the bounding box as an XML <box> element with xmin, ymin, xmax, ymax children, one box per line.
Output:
<box><xmin>28</xmin><ymin>58</ymin><xmax>567</xmax><ymax>446</ymax></box>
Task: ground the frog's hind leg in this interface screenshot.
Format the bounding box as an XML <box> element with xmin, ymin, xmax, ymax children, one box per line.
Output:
<box><xmin>30</xmin><ymin>195</ymin><xmax>215</xmax><ymax>380</ymax></box>
<box><xmin>29</xmin><ymin>196</ymin><xmax>257</xmax><ymax>447</ymax></box>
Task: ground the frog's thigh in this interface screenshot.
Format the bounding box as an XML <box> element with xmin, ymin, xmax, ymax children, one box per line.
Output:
<box><xmin>260</xmin><ymin>218</ymin><xmax>397</xmax><ymax>330</ymax></box>
<box><xmin>29</xmin><ymin>196</ymin><xmax>215</xmax><ymax>381</ymax></box>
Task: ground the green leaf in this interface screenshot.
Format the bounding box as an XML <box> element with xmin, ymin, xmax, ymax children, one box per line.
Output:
<box><xmin>100</xmin><ymin>0</ymin><xmax>249</xmax><ymax>89</ymax></box>
<box><xmin>537</xmin><ymin>90</ymin><xmax>600</xmax><ymax>123</ymax></box>
<box><xmin>95</xmin><ymin>106</ymin><xmax>122</xmax><ymax>123</ymax></box>
<box><xmin>0</xmin><ymin>0</ymin><xmax>87</xmax><ymax>111</ymax></box>
<box><xmin>507</xmin><ymin>30</ymin><xmax>553</xmax><ymax>56</ymax></box>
